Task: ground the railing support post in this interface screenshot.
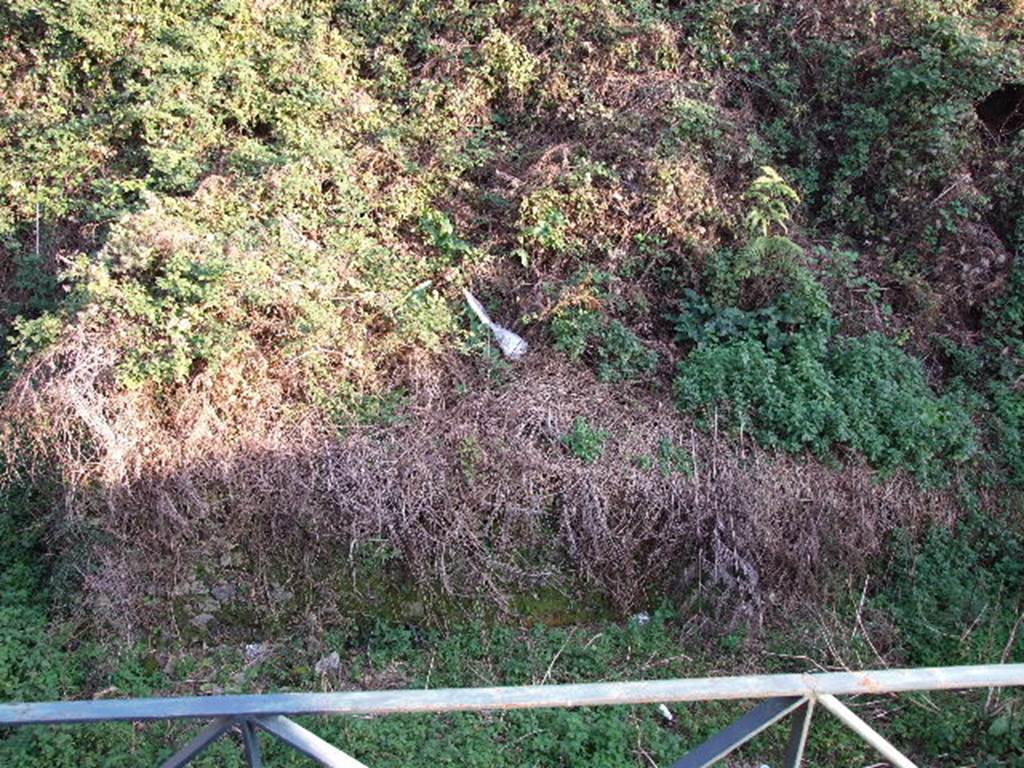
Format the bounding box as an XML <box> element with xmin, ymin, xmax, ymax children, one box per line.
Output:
<box><xmin>782</xmin><ymin>697</ymin><xmax>814</xmax><ymax>767</ymax></box>
<box><xmin>240</xmin><ymin>719</ymin><xmax>263</xmax><ymax>768</ymax></box>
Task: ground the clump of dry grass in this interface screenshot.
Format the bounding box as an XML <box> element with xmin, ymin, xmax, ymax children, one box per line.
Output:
<box><xmin>2</xmin><ymin>326</ymin><xmax>958</xmax><ymax>642</ymax></box>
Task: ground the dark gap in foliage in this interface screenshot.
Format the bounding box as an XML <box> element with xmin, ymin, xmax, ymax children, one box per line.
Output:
<box><xmin>222</xmin><ymin>116</ymin><xmax>276</xmax><ymax>141</ymax></box>
<box><xmin>961</xmin><ymin>301</ymin><xmax>985</xmax><ymax>332</ymax></box>
<box><xmin>249</xmin><ymin>119</ymin><xmax>275</xmax><ymax>141</ymax></box>
<box><xmin>977</xmin><ymin>82</ymin><xmax>1024</xmax><ymax>138</ymax></box>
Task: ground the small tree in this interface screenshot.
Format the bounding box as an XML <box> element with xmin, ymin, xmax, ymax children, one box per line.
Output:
<box><xmin>744</xmin><ymin>166</ymin><xmax>801</xmax><ymax>237</ymax></box>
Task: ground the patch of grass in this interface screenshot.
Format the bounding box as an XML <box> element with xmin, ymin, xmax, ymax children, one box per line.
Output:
<box><xmin>868</xmin><ymin>515</ymin><xmax>1024</xmax><ymax>762</ymax></box>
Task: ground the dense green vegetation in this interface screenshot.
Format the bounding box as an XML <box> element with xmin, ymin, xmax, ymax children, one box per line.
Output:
<box><xmin>2</xmin><ymin>0</ymin><xmax>1023</xmax><ymax>764</ymax></box>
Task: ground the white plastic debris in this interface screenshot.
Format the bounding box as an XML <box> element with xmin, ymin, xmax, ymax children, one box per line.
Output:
<box><xmin>464</xmin><ymin>289</ymin><xmax>528</xmax><ymax>360</ymax></box>
<box><xmin>314</xmin><ymin>651</ymin><xmax>341</xmax><ymax>676</ymax></box>
<box><xmin>630</xmin><ymin>612</ymin><xmax>651</xmax><ymax>627</ymax></box>
<box><xmin>658</xmin><ymin>704</ymin><xmax>674</xmax><ymax>722</ymax></box>
<box><xmin>244</xmin><ymin>643</ymin><xmax>271</xmax><ymax>665</ymax></box>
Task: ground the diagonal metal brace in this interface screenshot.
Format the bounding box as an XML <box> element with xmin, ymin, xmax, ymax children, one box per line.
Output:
<box><xmin>254</xmin><ymin>714</ymin><xmax>370</xmax><ymax>767</ymax></box>
<box><xmin>817</xmin><ymin>694</ymin><xmax>918</xmax><ymax>768</ymax></box>
<box><xmin>670</xmin><ymin>696</ymin><xmax>807</xmax><ymax>768</ymax></box>
<box><xmin>159</xmin><ymin>716</ymin><xmax>235</xmax><ymax>768</ymax></box>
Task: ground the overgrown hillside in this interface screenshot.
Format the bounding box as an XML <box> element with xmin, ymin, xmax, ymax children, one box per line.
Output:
<box><xmin>1</xmin><ymin>0</ymin><xmax>1023</xmax><ymax>764</ymax></box>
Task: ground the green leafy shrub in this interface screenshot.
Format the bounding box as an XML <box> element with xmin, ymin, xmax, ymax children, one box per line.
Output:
<box><xmin>830</xmin><ymin>335</ymin><xmax>977</xmax><ymax>475</ymax></box>
<box><xmin>114</xmin><ymin>255</ymin><xmax>233</xmax><ymax>388</ymax></box>
<box><xmin>551</xmin><ymin>307</ymin><xmax>658</xmax><ymax>382</ymax></box>
<box><xmin>708</xmin><ymin>237</ymin><xmax>825</xmax><ymax>316</ymax></box>
<box><xmin>590</xmin><ymin>318</ymin><xmax>659</xmax><ymax>382</ymax></box>
<box><xmin>675</xmin><ymin>223</ymin><xmax>974</xmax><ymax>479</ymax></box>
<box><xmin>674</xmin><ymin>331</ymin><xmax>976</xmax><ymax>480</ymax></box>
<box><xmin>737</xmin><ymin>3</ymin><xmax>1022</xmax><ymax>247</ymax></box>
<box><xmin>548</xmin><ymin>267</ymin><xmax>657</xmax><ymax>382</ymax></box>
<box><xmin>514</xmin><ymin>172</ymin><xmax>614</xmax><ymax>267</ymax></box>
<box><xmin>676</xmin><ymin>290</ymin><xmax>814</xmax><ymax>351</ymax></box>
<box><xmin>515</xmin><ymin>189</ymin><xmax>572</xmax><ymax>264</ymax></box>
<box><xmin>2</xmin><ymin>314</ymin><xmax>64</xmax><ymax>379</ymax></box>
<box><xmin>561</xmin><ymin>417</ymin><xmax>609</xmax><ymax>463</ymax></box>
<box><xmin>419</xmin><ymin>210</ymin><xmax>482</xmax><ymax>268</ymax></box>
<box><xmin>396</xmin><ymin>285</ymin><xmax>458</xmax><ymax>353</ymax></box>
<box><xmin>478</xmin><ymin>29</ymin><xmax>540</xmax><ymax>100</ymax></box>
<box><xmin>0</xmin><ymin>1</ymin><xmax>363</xmax><ymax>235</ymax></box>
<box><xmin>675</xmin><ymin>334</ymin><xmax>835</xmax><ymax>453</ymax></box>
<box><xmin>677</xmin><ymin>237</ymin><xmax>831</xmax><ymax>351</ymax></box>
<box><xmin>325</xmin><ymin>384</ymin><xmax>410</xmax><ymax>429</ymax></box>
<box><xmin>666</xmin><ymin>95</ymin><xmax>723</xmax><ymax>147</ymax></box>
<box><xmin>943</xmin><ymin>266</ymin><xmax>1024</xmax><ymax>486</ymax></box>
<box><xmin>987</xmin><ymin>381</ymin><xmax>1024</xmax><ymax>485</ymax></box>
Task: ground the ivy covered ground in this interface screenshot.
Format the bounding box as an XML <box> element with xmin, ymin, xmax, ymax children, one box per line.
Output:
<box><xmin>1</xmin><ymin>0</ymin><xmax>1023</xmax><ymax>764</ymax></box>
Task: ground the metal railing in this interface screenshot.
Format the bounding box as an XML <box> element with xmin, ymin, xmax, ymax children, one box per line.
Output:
<box><xmin>1</xmin><ymin>664</ymin><xmax>1021</xmax><ymax>767</ymax></box>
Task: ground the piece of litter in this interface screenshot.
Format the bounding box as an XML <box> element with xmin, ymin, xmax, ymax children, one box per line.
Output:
<box><xmin>244</xmin><ymin>643</ymin><xmax>271</xmax><ymax>665</ymax></box>
<box><xmin>630</xmin><ymin>612</ymin><xmax>651</xmax><ymax>626</ymax></box>
<box><xmin>314</xmin><ymin>651</ymin><xmax>341</xmax><ymax>676</ymax></box>
<box><xmin>464</xmin><ymin>288</ymin><xmax>528</xmax><ymax>360</ymax></box>
<box><xmin>658</xmin><ymin>704</ymin><xmax>674</xmax><ymax>722</ymax></box>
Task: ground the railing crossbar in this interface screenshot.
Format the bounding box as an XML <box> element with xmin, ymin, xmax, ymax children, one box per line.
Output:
<box><xmin>2</xmin><ymin>664</ymin><xmax>1019</xmax><ymax>726</ymax></box>
<box><xmin>2</xmin><ymin>664</ymin><xmax>1020</xmax><ymax>768</ymax></box>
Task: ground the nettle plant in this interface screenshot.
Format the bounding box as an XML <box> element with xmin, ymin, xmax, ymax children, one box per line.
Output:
<box><xmin>549</xmin><ymin>269</ymin><xmax>658</xmax><ymax>383</ymax></box>
<box><xmin>673</xmin><ymin>169</ymin><xmax>976</xmax><ymax>481</ymax></box>
<box><xmin>552</xmin><ymin>307</ymin><xmax>659</xmax><ymax>382</ymax></box>
<box><xmin>674</xmin><ymin>321</ymin><xmax>977</xmax><ymax>481</ymax></box>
